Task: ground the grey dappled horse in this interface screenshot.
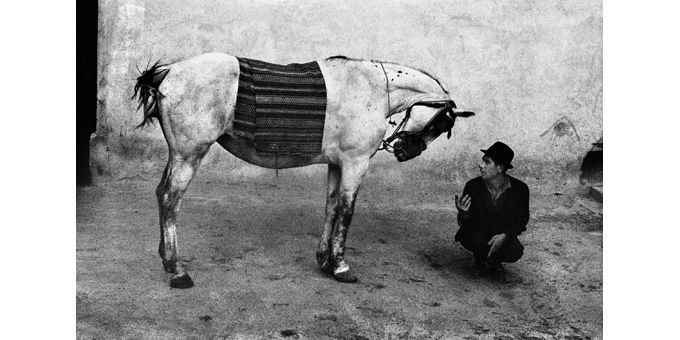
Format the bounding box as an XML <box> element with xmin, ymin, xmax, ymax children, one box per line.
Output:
<box><xmin>133</xmin><ymin>52</ymin><xmax>474</xmax><ymax>288</ymax></box>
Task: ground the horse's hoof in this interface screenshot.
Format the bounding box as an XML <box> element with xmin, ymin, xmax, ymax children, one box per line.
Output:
<box><xmin>170</xmin><ymin>274</ymin><xmax>194</xmax><ymax>289</ymax></box>
<box><xmin>333</xmin><ymin>270</ymin><xmax>358</xmax><ymax>283</ymax></box>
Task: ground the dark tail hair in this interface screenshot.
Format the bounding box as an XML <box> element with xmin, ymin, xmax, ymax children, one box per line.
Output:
<box><xmin>132</xmin><ymin>60</ymin><xmax>170</xmax><ymax>127</ymax></box>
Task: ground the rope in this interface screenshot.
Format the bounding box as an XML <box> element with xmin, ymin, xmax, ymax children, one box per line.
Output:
<box><xmin>379</xmin><ymin>62</ymin><xmax>394</xmax><ymax>125</ymax></box>
<box><xmin>378</xmin><ymin>61</ymin><xmax>401</xmax><ymax>153</ymax></box>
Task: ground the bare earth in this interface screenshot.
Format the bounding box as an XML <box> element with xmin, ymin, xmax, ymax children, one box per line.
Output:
<box><xmin>76</xmin><ymin>174</ymin><xmax>602</xmax><ymax>339</ymax></box>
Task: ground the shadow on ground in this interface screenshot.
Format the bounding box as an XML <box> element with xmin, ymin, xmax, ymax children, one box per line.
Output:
<box><xmin>77</xmin><ymin>174</ymin><xmax>602</xmax><ymax>339</ymax></box>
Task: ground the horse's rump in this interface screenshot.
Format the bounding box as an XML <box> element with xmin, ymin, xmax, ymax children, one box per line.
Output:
<box><xmin>233</xmin><ymin>57</ymin><xmax>328</xmax><ymax>155</ymax></box>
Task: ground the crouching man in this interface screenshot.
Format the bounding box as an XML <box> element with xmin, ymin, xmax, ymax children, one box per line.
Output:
<box><xmin>455</xmin><ymin>141</ymin><xmax>530</xmax><ymax>281</ymax></box>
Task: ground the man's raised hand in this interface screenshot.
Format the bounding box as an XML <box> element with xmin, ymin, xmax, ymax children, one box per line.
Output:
<box><xmin>455</xmin><ymin>194</ymin><xmax>471</xmax><ymax>213</ymax></box>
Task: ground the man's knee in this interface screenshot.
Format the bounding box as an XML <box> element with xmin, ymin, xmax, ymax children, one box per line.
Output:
<box><xmin>456</xmin><ymin>228</ymin><xmax>489</xmax><ymax>255</ymax></box>
<box><xmin>494</xmin><ymin>237</ymin><xmax>524</xmax><ymax>263</ymax></box>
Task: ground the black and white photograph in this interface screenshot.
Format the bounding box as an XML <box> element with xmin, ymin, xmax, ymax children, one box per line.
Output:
<box><xmin>75</xmin><ymin>0</ymin><xmax>604</xmax><ymax>338</ymax></box>
<box><xmin>15</xmin><ymin>0</ymin><xmax>664</xmax><ymax>338</ymax></box>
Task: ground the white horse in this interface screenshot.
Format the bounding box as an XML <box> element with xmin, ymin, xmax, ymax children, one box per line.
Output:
<box><xmin>133</xmin><ymin>52</ymin><xmax>474</xmax><ymax>288</ymax></box>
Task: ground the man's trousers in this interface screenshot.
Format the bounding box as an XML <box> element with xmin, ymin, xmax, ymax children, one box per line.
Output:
<box><xmin>455</xmin><ymin>227</ymin><xmax>524</xmax><ymax>263</ymax></box>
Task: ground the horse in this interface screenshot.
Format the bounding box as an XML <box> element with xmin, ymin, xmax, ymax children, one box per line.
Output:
<box><xmin>133</xmin><ymin>52</ymin><xmax>475</xmax><ymax>288</ymax></box>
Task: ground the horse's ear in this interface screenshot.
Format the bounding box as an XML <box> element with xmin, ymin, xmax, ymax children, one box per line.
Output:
<box><xmin>452</xmin><ymin>109</ymin><xmax>475</xmax><ymax>118</ymax></box>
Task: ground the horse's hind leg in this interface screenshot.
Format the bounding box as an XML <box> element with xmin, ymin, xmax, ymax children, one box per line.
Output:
<box><xmin>330</xmin><ymin>159</ymin><xmax>370</xmax><ymax>283</ymax></box>
<box><xmin>157</xmin><ymin>148</ymin><xmax>209</xmax><ymax>288</ymax></box>
<box><xmin>317</xmin><ymin>164</ymin><xmax>341</xmax><ymax>274</ymax></box>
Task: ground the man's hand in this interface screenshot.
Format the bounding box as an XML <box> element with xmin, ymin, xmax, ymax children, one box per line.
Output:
<box><xmin>455</xmin><ymin>194</ymin><xmax>471</xmax><ymax>213</ymax></box>
<box><xmin>487</xmin><ymin>233</ymin><xmax>508</xmax><ymax>258</ymax></box>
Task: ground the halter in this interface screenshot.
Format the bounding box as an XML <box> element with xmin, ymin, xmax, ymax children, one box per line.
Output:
<box><xmin>379</xmin><ymin>100</ymin><xmax>457</xmax><ymax>153</ymax></box>
<box><xmin>375</xmin><ymin>61</ymin><xmax>460</xmax><ymax>153</ymax></box>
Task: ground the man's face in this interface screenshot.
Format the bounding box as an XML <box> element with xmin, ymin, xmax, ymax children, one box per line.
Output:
<box><xmin>479</xmin><ymin>155</ymin><xmax>503</xmax><ymax>180</ymax></box>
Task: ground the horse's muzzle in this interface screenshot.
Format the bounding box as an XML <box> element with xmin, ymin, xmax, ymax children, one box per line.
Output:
<box><xmin>393</xmin><ymin>134</ymin><xmax>427</xmax><ymax>162</ymax></box>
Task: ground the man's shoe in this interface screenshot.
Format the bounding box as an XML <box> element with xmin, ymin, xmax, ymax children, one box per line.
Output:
<box><xmin>472</xmin><ymin>257</ymin><xmax>488</xmax><ymax>276</ymax></box>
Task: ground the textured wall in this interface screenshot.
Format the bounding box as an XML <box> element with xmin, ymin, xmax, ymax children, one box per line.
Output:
<box><xmin>93</xmin><ymin>0</ymin><xmax>602</xmax><ymax>188</ymax></box>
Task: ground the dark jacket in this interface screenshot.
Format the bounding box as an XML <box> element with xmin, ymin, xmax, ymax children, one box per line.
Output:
<box><xmin>456</xmin><ymin>175</ymin><xmax>530</xmax><ymax>238</ymax></box>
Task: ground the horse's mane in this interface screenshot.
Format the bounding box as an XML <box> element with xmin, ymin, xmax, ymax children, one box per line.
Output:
<box><xmin>378</xmin><ymin>61</ymin><xmax>449</xmax><ymax>95</ymax></box>
<box><xmin>326</xmin><ymin>55</ymin><xmax>362</xmax><ymax>62</ymax></box>
<box><xmin>327</xmin><ymin>56</ymin><xmax>448</xmax><ymax>94</ymax></box>
<box><xmin>405</xmin><ymin>67</ymin><xmax>449</xmax><ymax>95</ymax></box>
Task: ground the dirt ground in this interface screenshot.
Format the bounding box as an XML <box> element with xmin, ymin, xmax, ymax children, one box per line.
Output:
<box><xmin>76</xmin><ymin>173</ymin><xmax>602</xmax><ymax>339</ymax></box>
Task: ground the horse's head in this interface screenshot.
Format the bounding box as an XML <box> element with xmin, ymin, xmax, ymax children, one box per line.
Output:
<box><xmin>392</xmin><ymin>100</ymin><xmax>475</xmax><ymax>162</ymax></box>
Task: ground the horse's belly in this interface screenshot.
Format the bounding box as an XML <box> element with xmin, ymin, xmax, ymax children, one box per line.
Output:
<box><xmin>216</xmin><ymin>134</ymin><xmax>328</xmax><ymax>169</ymax></box>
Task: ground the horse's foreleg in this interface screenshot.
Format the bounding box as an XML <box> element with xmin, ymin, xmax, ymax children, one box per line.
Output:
<box><xmin>317</xmin><ymin>164</ymin><xmax>341</xmax><ymax>274</ymax></box>
<box><xmin>157</xmin><ymin>151</ymin><xmax>206</xmax><ymax>289</ymax></box>
<box><xmin>329</xmin><ymin>159</ymin><xmax>370</xmax><ymax>283</ymax></box>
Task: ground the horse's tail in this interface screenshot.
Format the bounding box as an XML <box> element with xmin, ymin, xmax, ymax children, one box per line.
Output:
<box><xmin>132</xmin><ymin>60</ymin><xmax>170</xmax><ymax>127</ymax></box>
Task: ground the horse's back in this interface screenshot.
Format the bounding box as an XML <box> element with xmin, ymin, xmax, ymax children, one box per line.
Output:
<box><xmin>160</xmin><ymin>52</ymin><xmax>239</xmax><ymax>100</ymax></box>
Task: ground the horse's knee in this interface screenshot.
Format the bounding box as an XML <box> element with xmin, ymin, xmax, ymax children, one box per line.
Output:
<box><xmin>338</xmin><ymin>206</ymin><xmax>354</xmax><ymax>227</ymax></box>
<box><xmin>156</xmin><ymin>182</ymin><xmax>173</xmax><ymax>210</ymax></box>
<box><xmin>157</xmin><ymin>187</ymin><xmax>183</xmax><ymax>213</ymax></box>
<box><xmin>341</xmin><ymin>190</ymin><xmax>358</xmax><ymax>217</ymax></box>
<box><xmin>336</xmin><ymin>193</ymin><xmax>357</xmax><ymax>227</ymax></box>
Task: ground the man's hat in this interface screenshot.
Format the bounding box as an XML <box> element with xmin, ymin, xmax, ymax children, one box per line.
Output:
<box><xmin>481</xmin><ymin>141</ymin><xmax>514</xmax><ymax>169</ymax></box>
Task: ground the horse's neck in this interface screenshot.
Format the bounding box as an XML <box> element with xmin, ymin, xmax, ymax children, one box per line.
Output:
<box><xmin>381</xmin><ymin>63</ymin><xmax>450</xmax><ymax>118</ymax></box>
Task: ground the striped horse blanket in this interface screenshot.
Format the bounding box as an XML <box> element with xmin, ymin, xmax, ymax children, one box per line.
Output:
<box><xmin>233</xmin><ymin>57</ymin><xmax>327</xmax><ymax>155</ymax></box>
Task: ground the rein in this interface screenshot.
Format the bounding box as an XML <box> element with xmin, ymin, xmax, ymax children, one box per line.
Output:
<box><xmin>378</xmin><ymin>109</ymin><xmax>411</xmax><ymax>153</ymax></box>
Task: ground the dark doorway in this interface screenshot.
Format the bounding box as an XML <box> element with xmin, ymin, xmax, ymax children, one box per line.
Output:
<box><xmin>580</xmin><ymin>137</ymin><xmax>603</xmax><ymax>202</ymax></box>
<box><xmin>76</xmin><ymin>0</ymin><xmax>98</xmax><ymax>186</ymax></box>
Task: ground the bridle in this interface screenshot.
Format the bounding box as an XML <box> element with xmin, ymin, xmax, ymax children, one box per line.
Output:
<box><xmin>375</xmin><ymin>61</ymin><xmax>473</xmax><ymax>160</ymax></box>
<box><xmin>379</xmin><ymin>100</ymin><xmax>458</xmax><ymax>153</ymax></box>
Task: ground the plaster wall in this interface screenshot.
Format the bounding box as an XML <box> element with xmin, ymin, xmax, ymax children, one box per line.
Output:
<box><xmin>92</xmin><ymin>0</ymin><xmax>602</xmax><ymax>188</ymax></box>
